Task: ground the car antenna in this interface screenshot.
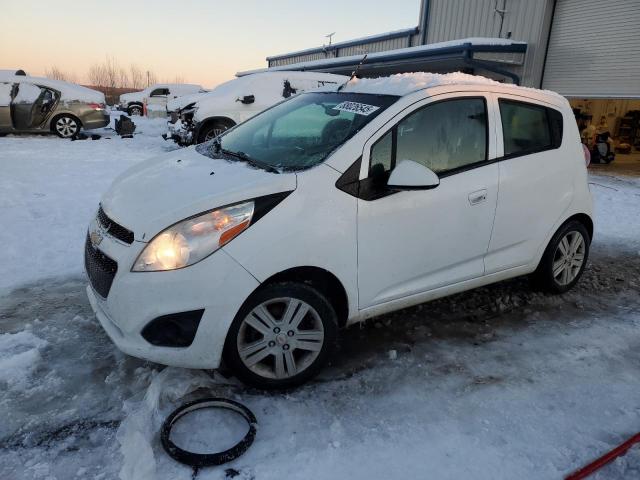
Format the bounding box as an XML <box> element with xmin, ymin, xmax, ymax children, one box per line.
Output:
<box><xmin>337</xmin><ymin>51</ymin><xmax>368</xmax><ymax>92</ymax></box>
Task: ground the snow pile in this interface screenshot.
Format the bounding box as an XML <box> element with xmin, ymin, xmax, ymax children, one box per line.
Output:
<box><xmin>0</xmin><ymin>82</ymin><xmax>12</xmax><ymax>106</ymax></box>
<box><xmin>0</xmin><ymin>113</ymin><xmax>177</xmax><ymax>292</ymax></box>
<box><xmin>116</xmin><ymin>367</ymin><xmax>217</xmax><ymax>480</ymax></box>
<box><xmin>0</xmin><ymin>330</ymin><xmax>47</xmax><ymax>390</ymax></box>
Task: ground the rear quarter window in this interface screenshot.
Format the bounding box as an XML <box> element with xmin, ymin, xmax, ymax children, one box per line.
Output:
<box><xmin>499</xmin><ymin>99</ymin><xmax>563</xmax><ymax>157</ymax></box>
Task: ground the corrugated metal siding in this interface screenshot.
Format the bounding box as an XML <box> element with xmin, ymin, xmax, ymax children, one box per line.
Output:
<box><xmin>427</xmin><ymin>0</ymin><xmax>501</xmax><ymax>41</ymax></box>
<box><xmin>270</xmin><ymin>52</ymin><xmax>328</xmax><ymax>67</ymax></box>
<box><xmin>269</xmin><ymin>36</ymin><xmax>413</xmax><ymax>67</ymax></box>
<box><xmin>542</xmin><ymin>0</ymin><xmax>640</xmax><ymax>98</ymax></box>
<box><xmin>426</xmin><ymin>0</ymin><xmax>554</xmax><ymax>87</ymax></box>
<box><xmin>337</xmin><ymin>36</ymin><xmax>411</xmax><ymax>56</ymax></box>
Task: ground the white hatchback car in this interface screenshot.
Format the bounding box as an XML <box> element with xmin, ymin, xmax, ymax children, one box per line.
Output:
<box><xmin>86</xmin><ymin>73</ymin><xmax>593</xmax><ymax>389</ymax></box>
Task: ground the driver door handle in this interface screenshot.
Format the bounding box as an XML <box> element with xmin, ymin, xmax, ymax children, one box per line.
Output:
<box><xmin>468</xmin><ymin>189</ymin><xmax>488</xmax><ymax>206</ymax></box>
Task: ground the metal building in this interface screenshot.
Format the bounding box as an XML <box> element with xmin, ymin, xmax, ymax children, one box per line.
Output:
<box><xmin>240</xmin><ymin>0</ymin><xmax>640</xmax><ymax>100</ymax></box>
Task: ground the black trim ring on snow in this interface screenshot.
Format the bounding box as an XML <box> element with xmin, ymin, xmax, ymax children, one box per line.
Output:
<box><xmin>160</xmin><ymin>397</ymin><xmax>257</xmax><ymax>470</ymax></box>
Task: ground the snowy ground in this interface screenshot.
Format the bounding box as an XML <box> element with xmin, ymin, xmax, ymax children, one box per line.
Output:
<box><xmin>1</xmin><ymin>119</ymin><xmax>640</xmax><ymax>479</ymax></box>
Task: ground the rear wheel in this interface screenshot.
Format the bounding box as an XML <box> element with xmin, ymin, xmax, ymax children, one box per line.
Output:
<box><xmin>53</xmin><ymin>115</ymin><xmax>80</xmax><ymax>138</ymax></box>
<box><xmin>197</xmin><ymin>120</ymin><xmax>233</xmax><ymax>144</ymax></box>
<box><xmin>532</xmin><ymin>220</ymin><xmax>590</xmax><ymax>293</ymax></box>
<box><xmin>224</xmin><ymin>282</ymin><xmax>338</xmax><ymax>390</ymax></box>
<box><xmin>128</xmin><ymin>105</ymin><xmax>143</xmax><ymax>116</ymax></box>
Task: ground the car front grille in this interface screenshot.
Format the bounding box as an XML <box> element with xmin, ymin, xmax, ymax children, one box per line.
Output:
<box><xmin>85</xmin><ymin>233</ymin><xmax>118</xmax><ymax>298</ymax></box>
<box><xmin>97</xmin><ymin>205</ymin><xmax>134</xmax><ymax>244</ymax></box>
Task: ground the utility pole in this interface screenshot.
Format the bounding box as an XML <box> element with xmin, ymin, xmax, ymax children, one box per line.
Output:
<box><xmin>325</xmin><ymin>32</ymin><xmax>335</xmax><ymax>46</ymax></box>
<box><xmin>146</xmin><ymin>70</ymin><xmax>150</xmax><ymax>87</ymax></box>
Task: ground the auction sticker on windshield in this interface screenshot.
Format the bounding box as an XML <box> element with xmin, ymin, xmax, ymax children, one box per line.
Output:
<box><xmin>333</xmin><ymin>101</ymin><xmax>380</xmax><ymax>116</ymax></box>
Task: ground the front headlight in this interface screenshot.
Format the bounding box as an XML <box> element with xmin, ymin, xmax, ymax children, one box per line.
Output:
<box><xmin>132</xmin><ymin>201</ymin><xmax>254</xmax><ymax>272</ymax></box>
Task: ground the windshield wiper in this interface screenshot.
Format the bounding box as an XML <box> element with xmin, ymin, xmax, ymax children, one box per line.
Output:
<box><xmin>211</xmin><ymin>136</ymin><xmax>222</xmax><ymax>153</ymax></box>
<box><xmin>221</xmin><ymin>148</ymin><xmax>280</xmax><ymax>174</ymax></box>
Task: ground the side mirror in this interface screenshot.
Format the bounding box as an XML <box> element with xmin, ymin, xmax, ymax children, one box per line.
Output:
<box><xmin>387</xmin><ymin>160</ymin><xmax>439</xmax><ymax>190</ymax></box>
<box><xmin>237</xmin><ymin>95</ymin><xmax>255</xmax><ymax>105</ymax></box>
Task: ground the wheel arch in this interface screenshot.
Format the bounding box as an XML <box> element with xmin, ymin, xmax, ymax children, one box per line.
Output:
<box><xmin>195</xmin><ymin>116</ymin><xmax>236</xmax><ymax>141</ymax></box>
<box><xmin>565</xmin><ymin>213</ymin><xmax>594</xmax><ymax>242</ymax></box>
<box><xmin>258</xmin><ymin>266</ymin><xmax>349</xmax><ymax>328</ymax></box>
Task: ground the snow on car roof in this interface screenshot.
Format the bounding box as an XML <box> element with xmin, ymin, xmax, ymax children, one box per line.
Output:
<box><xmin>0</xmin><ymin>72</ymin><xmax>105</xmax><ymax>103</ymax></box>
<box><xmin>325</xmin><ymin>71</ymin><xmax>568</xmax><ymax>104</ymax></box>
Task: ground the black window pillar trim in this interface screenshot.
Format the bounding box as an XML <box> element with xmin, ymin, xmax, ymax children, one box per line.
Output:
<box><xmin>463</xmin><ymin>44</ymin><xmax>522</xmax><ymax>86</ymax></box>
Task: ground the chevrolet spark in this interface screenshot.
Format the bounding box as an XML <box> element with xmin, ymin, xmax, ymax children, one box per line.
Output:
<box><xmin>86</xmin><ymin>73</ymin><xmax>593</xmax><ymax>389</ymax></box>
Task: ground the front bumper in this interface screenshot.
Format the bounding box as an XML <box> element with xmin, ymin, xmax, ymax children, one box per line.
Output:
<box><xmin>165</xmin><ymin>119</ymin><xmax>196</xmax><ymax>145</ymax></box>
<box><xmin>85</xmin><ymin>216</ymin><xmax>259</xmax><ymax>369</ymax></box>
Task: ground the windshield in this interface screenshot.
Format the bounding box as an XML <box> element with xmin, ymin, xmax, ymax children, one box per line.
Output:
<box><xmin>196</xmin><ymin>92</ymin><xmax>398</xmax><ymax>171</ymax></box>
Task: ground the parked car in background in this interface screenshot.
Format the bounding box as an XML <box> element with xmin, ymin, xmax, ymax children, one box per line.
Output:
<box><xmin>86</xmin><ymin>73</ymin><xmax>593</xmax><ymax>389</ymax></box>
<box><xmin>0</xmin><ymin>71</ymin><xmax>108</xmax><ymax>138</ymax></box>
<box><xmin>166</xmin><ymin>71</ymin><xmax>348</xmax><ymax>145</ymax></box>
<box><xmin>118</xmin><ymin>84</ymin><xmax>205</xmax><ymax>116</ymax></box>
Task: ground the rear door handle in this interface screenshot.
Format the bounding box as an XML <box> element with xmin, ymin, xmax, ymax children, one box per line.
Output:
<box><xmin>468</xmin><ymin>189</ymin><xmax>488</xmax><ymax>205</ymax></box>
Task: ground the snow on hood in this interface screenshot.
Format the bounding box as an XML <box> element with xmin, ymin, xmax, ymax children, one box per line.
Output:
<box><xmin>0</xmin><ymin>72</ymin><xmax>104</xmax><ymax>103</ymax></box>
<box><xmin>166</xmin><ymin>91</ymin><xmax>210</xmax><ymax>112</ymax></box>
<box><xmin>100</xmin><ymin>147</ymin><xmax>296</xmax><ymax>240</ymax></box>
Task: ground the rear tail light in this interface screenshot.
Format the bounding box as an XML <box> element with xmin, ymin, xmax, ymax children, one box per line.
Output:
<box><xmin>88</xmin><ymin>103</ymin><xmax>106</xmax><ymax>110</ymax></box>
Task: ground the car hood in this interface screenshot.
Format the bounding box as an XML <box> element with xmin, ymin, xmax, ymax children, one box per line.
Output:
<box><xmin>100</xmin><ymin>147</ymin><xmax>296</xmax><ymax>241</ymax></box>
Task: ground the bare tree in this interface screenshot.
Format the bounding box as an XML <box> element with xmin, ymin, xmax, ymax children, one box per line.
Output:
<box><xmin>129</xmin><ymin>64</ymin><xmax>144</xmax><ymax>89</ymax></box>
<box><xmin>87</xmin><ymin>63</ymin><xmax>108</xmax><ymax>88</ymax></box>
<box><xmin>45</xmin><ymin>66</ymin><xmax>77</xmax><ymax>83</ymax></box>
<box><xmin>87</xmin><ymin>58</ymin><xmax>160</xmax><ymax>90</ymax></box>
<box><xmin>146</xmin><ymin>70</ymin><xmax>158</xmax><ymax>87</ymax></box>
<box><xmin>118</xmin><ymin>67</ymin><xmax>129</xmax><ymax>89</ymax></box>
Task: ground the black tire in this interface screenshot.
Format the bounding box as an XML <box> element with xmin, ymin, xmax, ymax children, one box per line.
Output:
<box><xmin>128</xmin><ymin>105</ymin><xmax>143</xmax><ymax>116</ymax></box>
<box><xmin>52</xmin><ymin>114</ymin><xmax>81</xmax><ymax>138</ymax></box>
<box><xmin>223</xmin><ymin>282</ymin><xmax>339</xmax><ymax>390</ymax></box>
<box><xmin>197</xmin><ymin>120</ymin><xmax>234</xmax><ymax>144</ymax></box>
<box><xmin>532</xmin><ymin>220</ymin><xmax>590</xmax><ymax>294</ymax></box>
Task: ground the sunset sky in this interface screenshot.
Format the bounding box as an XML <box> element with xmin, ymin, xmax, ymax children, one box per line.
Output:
<box><xmin>0</xmin><ymin>0</ymin><xmax>419</xmax><ymax>88</ymax></box>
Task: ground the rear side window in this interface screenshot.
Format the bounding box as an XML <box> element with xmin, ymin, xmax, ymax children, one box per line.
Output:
<box><xmin>499</xmin><ymin>99</ymin><xmax>563</xmax><ymax>157</ymax></box>
<box><xmin>150</xmin><ymin>88</ymin><xmax>169</xmax><ymax>97</ymax></box>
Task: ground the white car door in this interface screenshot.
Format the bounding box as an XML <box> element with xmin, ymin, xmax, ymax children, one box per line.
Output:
<box><xmin>484</xmin><ymin>93</ymin><xmax>570</xmax><ymax>273</ymax></box>
<box><xmin>147</xmin><ymin>87</ymin><xmax>169</xmax><ymax>110</ymax></box>
<box><xmin>357</xmin><ymin>93</ymin><xmax>499</xmax><ymax>309</ymax></box>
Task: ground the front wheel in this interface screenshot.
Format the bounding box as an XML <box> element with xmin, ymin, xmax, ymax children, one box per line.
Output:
<box><xmin>53</xmin><ymin>115</ymin><xmax>80</xmax><ymax>138</ymax></box>
<box><xmin>197</xmin><ymin>121</ymin><xmax>233</xmax><ymax>144</ymax></box>
<box><xmin>532</xmin><ymin>220</ymin><xmax>590</xmax><ymax>293</ymax></box>
<box><xmin>128</xmin><ymin>105</ymin><xmax>143</xmax><ymax>116</ymax></box>
<box><xmin>224</xmin><ymin>282</ymin><xmax>338</xmax><ymax>390</ymax></box>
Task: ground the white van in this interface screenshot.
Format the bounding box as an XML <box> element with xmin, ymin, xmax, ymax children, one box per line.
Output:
<box><xmin>118</xmin><ymin>83</ymin><xmax>205</xmax><ymax>116</ymax></box>
<box><xmin>166</xmin><ymin>71</ymin><xmax>347</xmax><ymax>145</ymax></box>
<box><xmin>86</xmin><ymin>73</ymin><xmax>593</xmax><ymax>389</ymax></box>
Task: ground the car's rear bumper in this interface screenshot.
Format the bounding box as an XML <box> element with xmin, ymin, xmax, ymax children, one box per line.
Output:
<box><xmin>82</xmin><ymin>111</ymin><xmax>110</xmax><ymax>130</ymax></box>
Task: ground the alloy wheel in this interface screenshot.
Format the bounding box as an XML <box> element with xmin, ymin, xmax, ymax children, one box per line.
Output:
<box><xmin>56</xmin><ymin>117</ymin><xmax>78</xmax><ymax>138</ymax></box>
<box><xmin>204</xmin><ymin>127</ymin><xmax>225</xmax><ymax>142</ymax></box>
<box><xmin>552</xmin><ymin>231</ymin><xmax>586</xmax><ymax>286</ymax></box>
<box><xmin>236</xmin><ymin>297</ymin><xmax>325</xmax><ymax>380</ymax></box>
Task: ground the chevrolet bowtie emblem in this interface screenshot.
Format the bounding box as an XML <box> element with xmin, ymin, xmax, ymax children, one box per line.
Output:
<box><xmin>90</xmin><ymin>230</ymin><xmax>103</xmax><ymax>247</ymax></box>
